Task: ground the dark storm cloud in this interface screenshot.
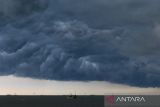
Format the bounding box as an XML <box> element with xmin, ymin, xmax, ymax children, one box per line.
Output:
<box><xmin>0</xmin><ymin>0</ymin><xmax>160</xmax><ymax>87</ymax></box>
<box><xmin>49</xmin><ymin>0</ymin><xmax>160</xmax><ymax>28</ymax></box>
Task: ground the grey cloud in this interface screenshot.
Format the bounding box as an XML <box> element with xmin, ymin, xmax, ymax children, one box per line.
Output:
<box><xmin>0</xmin><ymin>0</ymin><xmax>160</xmax><ymax>87</ymax></box>
<box><xmin>50</xmin><ymin>0</ymin><xmax>160</xmax><ymax>28</ymax></box>
<box><xmin>0</xmin><ymin>0</ymin><xmax>47</xmax><ymax>17</ymax></box>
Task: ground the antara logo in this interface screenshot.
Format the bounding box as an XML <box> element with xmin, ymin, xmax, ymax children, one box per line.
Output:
<box><xmin>105</xmin><ymin>96</ymin><xmax>146</xmax><ymax>105</ymax></box>
<box><xmin>116</xmin><ymin>97</ymin><xmax>146</xmax><ymax>103</ymax></box>
<box><xmin>106</xmin><ymin>95</ymin><xmax>115</xmax><ymax>104</ymax></box>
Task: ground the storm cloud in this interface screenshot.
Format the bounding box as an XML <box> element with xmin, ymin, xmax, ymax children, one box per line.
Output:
<box><xmin>0</xmin><ymin>0</ymin><xmax>160</xmax><ymax>87</ymax></box>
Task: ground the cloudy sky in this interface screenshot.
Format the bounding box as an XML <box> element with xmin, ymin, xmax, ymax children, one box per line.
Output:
<box><xmin>0</xmin><ymin>0</ymin><xmax>160</xmax><ymax>95</ymax></box>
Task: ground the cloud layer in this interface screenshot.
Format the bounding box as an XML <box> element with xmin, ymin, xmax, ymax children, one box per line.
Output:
<box><xmin>0</xmin><ymin>0</ymin><xmax>160</xmax><ymax>87</ymax></box>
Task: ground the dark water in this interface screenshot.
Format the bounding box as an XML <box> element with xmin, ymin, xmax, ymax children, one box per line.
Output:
<box><xmin>0</xmin><ymin>95</ymin><xmax>104</xmax><ymax>107</ymax></box>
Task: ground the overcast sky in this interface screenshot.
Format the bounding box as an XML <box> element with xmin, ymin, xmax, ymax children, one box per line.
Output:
<box><xmin>0</xmin><ymin>76</ymin><xmax>159</xmax><ymax>95</ymax></box>
<box><xmin>0</xmin><ymin>0</ymin><xmax>160</xmax><ymax>90</ymax></box>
